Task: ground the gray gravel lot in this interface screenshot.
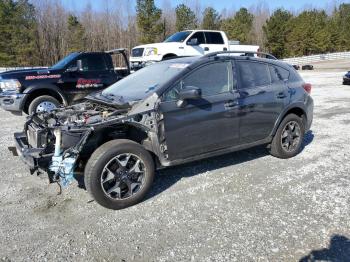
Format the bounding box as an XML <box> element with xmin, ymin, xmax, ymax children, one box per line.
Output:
<box><xmin>1</xmin><ymin>62</ymin><xmax>350</xmax><ymax>261</ymax></box>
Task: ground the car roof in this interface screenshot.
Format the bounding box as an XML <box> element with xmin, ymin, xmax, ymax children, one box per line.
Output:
<box><xmin>182</xmin><ymin>30</ymin><xmax>223</xmax><ymax>33</ymax></box>
<box><xmin>161</xmin><ymin>55</ymin><xmax>293</xmax><ymax>72</ymax></box>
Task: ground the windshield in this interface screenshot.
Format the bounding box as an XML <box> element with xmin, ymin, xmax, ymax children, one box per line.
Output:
<box><xmin>102</xmin><ymin>62</ymin><xmax>189</xmax><ymax>101</ymax></box>
<box><xmin>51</xmin><ymin>52</ymin><xmax>80</xmax><ymax>69</ymax></box>
<box><xmin>164</xmin><ymin>31</ymin><xmax>192</xmax><ymax>43</ymax></box>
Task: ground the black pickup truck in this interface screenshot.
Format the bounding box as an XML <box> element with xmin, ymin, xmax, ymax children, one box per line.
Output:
<box><xmin>0</xmin><ymin>49</ymin><xmax>130</xmax><ymax>115</ymax></box>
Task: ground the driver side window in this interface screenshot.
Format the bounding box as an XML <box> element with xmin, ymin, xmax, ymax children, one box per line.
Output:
<box><xmin>164</xmin><ymin>61</ymin><xmax>233</xmax><ymax>101</ymax></box>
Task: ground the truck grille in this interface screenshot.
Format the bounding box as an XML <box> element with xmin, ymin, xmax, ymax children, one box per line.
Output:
<box><xmin>131</xmin><ymin>48</ymin><xmax>144</xmax><ymax>57</ymax></box>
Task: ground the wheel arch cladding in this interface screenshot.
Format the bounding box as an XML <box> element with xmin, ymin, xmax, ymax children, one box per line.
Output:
<box><xmin>22</xmin><ymin>86</ymin><xmax>68</xmax><ymax>113</ymax></box>
<box><xmin>273</xmin><ymin>106</ymin><xmax>307</xmax><ymax>136</ymax></box>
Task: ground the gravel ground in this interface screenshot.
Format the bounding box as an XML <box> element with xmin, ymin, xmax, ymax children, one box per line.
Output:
<box><xmin>0</xmin><ymin>64</ymin><xmax>350</xmax><ymax>262</ymax></box>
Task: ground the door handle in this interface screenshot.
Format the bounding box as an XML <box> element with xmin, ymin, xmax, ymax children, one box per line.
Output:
<box><xmin>204</xmin><ymin>47</ymin><xmax>209</xmax><ymax>51</ymax></box>
<box><xmin>277</xmin><ymin>92</ymin><xmax>287</xmax><ymax>99</ymax></box>
<box><xmin>224</xmin><ymin>100</ymin><xmax>238</xmax><ymax>109</ymax></box>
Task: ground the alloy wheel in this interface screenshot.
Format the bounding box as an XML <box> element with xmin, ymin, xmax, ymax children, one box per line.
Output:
<box><xmin>101</xmin><ymin>153</ymin><xmax>145</xmax><ymax>200</ymax></box>
<box><xmin>280</xmin><ymin>121</ymin><xmax>302</xmax><ymax>152</ymax></box>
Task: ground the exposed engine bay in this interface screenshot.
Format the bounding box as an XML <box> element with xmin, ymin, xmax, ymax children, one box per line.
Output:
<box><xmin>17</xmin><ymin>94</ymin><xmax>162</xmax><ymax>188</ymax></box>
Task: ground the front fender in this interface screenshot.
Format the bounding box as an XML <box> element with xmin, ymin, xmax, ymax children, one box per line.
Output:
<box><xmin>22</xmin><ymin>84</ymin><xmax>68</xmax><ymax>107</ymax></box>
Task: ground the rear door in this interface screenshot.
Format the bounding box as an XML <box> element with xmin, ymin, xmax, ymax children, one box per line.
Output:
<box><xmin>236</xmin><ymin>60</ymin><xmax>285</xmax><ymax>144</ymax></box>
<box><xmin>204</xmin><ymin>32</ymin><xmax>227</xmax><ymax>53</ymax></box>
<box><xmin>159</xmin><ymin>60</ymin><xmax>240</xmax><ymax>160</ymax></box>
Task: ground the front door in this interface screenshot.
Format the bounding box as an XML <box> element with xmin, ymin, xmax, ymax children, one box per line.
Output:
<box><xmin>159</xmin><ymin>61</ymin><xmax>240</xmax><ymax>160</ymax></box>
<box><xmin>59</xmin><ymin>53</ymin><xmax>113</xmax><ymax>103</ymax></box>
<box><xmin>184</xmin><ymin>32</ymin><xmax>207</xmax><ymax>56</ymax></box>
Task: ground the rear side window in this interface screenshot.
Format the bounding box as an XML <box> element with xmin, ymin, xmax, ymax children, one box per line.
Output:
<box><xmin>188</xmin><ymin>32</ymin><xmax>206</xmax><ymax>45</ymax></box>
<box><xmin>81</xmin><ymin>54</ymin><xmax>108</xmax><ymax>71</ymax></box>
<box><xmin>289</xmin><ymin>70</ymin><xmax>302</xmax><ymax>82</ymax></box>
<box><xmin>270</xmin><ymin>65</ymin><xmax>289</xmax><ymax>83</ymax></box>
<box><xmin>237</xmin><ymin>61</ymin><xmax>270</xmax><ymax>88</ymax></box>
<box><xmin>205</xmin><ymin>32</ymin><xmax>224</xmax><ymax>44</ymax></box>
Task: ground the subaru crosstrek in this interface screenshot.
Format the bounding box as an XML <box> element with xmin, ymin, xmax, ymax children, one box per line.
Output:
<box><xmin>12</xmin><ymin>52</ymin><xmax>313</xmax><ymax>210</ymax></box>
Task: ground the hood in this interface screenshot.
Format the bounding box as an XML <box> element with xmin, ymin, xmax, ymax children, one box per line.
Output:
<box><xmin>85</xmin><ymin>91</ymin><xmax>133</xmax><ymax>109</ymax></box>
<box><xmin>133</xmin><ymin>42</ymin><xmax>184</xmax><ymax>52</ymax></box>
<box><xmin>0</xmin><ymin>68</ymin><xmax>51</xmax><ymax>79</ymax></box>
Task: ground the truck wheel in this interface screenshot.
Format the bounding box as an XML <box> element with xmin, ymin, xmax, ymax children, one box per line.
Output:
<box><xmin>85</xmin><ymin>139</ymin><xmax>155</xmax><ymax>210</ymax></box>
<box><xmin>162</xmin><ymin>54</ymin><xmax>177</xmax><ymax>61</ymax></box>
<box><xmin>269</xmin><ymin>113</ymin><xmax>305</xmax><ymax>159</ymax></box>
<box><xmin>28</xmin><ymin>95</ymin><xmax>60</xmax><ymax>114</ymax></box>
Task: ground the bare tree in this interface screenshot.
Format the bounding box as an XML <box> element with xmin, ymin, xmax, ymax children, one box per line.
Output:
<box><xmin>249</xmin><ymin>2</ymin><xmax>270</xmax><ymax>48</ymax></box>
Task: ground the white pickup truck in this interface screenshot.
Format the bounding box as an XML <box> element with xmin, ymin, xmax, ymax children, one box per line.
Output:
<box><xmin>130</xmin><ymin>30</ymin><xmax>260</xmax><ymax>70</ymax></box>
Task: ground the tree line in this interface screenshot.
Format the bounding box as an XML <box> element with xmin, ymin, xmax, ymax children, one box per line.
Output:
<box><xmin>1</xmin><ymin>0</ymin><xmax>350</xmax><ymax>67</ymax></box>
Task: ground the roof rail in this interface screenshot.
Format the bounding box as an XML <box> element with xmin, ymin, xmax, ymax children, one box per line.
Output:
<box><xmin>105</xmin><ymin>48</ymin><xmax>127</xmax><ymax>54</ymax></box>
<box><xmin>203</xmin><ymin>51</ymin><xmax>277</xmax><ymax>60</ymax></box>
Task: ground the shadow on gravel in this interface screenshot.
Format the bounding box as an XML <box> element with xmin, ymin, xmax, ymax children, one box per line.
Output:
<box><xmin>75</xmin><ymin>131</ymin><xmax>314</xmax><ymax>198</ymax></box>
<box><xmin>146</xmin><ymin>130</ymin><xmax>314</xmax><ymax>200</ymax></box>
<box><xmin>301</xmin><ymin>130</ymin><xmax>314</xmax><ymax>150</ymax></box>
<box><xmin>299</xmin><ymin>235</ymin><xmax>350</xmax><ymax>262</ymax></box>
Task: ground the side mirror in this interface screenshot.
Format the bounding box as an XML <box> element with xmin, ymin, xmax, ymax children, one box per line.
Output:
<box><xmin>187</xmin><ymin>38</ymin><xmax>199</xmax><ymax>46</ymax></box>
<box><xmin>177</xmin><ymin>86</ymin><xmax>201</xmax><ymax>107</ymax></box>
<box><xmin>66</xmin><ymin>60</ymin><xmax>83</xmax><ymax>73</ymax></box>
<box><xmin>77</xmin><ymin>60</ymin><xmax>83</xmax><ymax>71</ymax></box>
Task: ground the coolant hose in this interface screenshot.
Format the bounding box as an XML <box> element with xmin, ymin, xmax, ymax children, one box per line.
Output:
<box><xmin>54</xmin><ymin>128</ymin><xmax>62</xmax><ymax>157</ymax></box>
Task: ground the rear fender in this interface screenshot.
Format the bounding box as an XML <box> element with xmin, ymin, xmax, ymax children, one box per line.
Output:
<box><xmin>271</xmin><ymin>102</ymin><xmax>307</xmax><ymax>137</ymax></box>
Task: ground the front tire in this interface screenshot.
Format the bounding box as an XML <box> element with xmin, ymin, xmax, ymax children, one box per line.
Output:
<box><xmin>28</xmin><ymin>95</ymin><xmax>60</xmax><ymax>114</ymax></box>
<box><xmin>85</xmin><ymin>139</ymin><xmax>155</xmax><ymax>210</ymax></box>
<box><xmin>270</xmin><ymin>114</ymin><xmax>305</xmax><ymax>159</ymax></box>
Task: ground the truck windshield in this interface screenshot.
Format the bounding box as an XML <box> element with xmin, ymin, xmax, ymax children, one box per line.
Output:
<box><xmin>102</xmin><ymin>62</ymin><xmax>189</xmax><ymax>101</ymax></box>
<box><xmin>51</xmin><ymin>52</ymin><xmax>80</xmax><ymax>69</ymax></box>
<box><xmin>164</xmin><ymin>31</ymin><xmax>192</xmax><ymax>43</ymax></box>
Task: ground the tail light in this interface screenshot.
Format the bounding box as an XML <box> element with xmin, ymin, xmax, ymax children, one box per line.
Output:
<box><xmin>303</xmin><ymin>83</ymin><xmax>312</xmax><ymax>94</ymax></box>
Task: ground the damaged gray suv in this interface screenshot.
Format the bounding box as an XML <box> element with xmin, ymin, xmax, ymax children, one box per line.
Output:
<box><xmin>13</xmin><ymin>52</ymin><xmax>313</xmax><ymax>210</ymax></box>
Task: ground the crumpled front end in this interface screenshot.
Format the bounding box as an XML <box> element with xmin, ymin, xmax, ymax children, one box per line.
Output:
<box><xmin>13</xmin><ymin>101</ymin><xmax>129</xmax><ymax>186</ymax></box>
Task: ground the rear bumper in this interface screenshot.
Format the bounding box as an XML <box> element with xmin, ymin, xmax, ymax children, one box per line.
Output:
<box><xmin>0</xmin><ymin>91</ymin><xmax>27</xmax><ymax>114</ymax></box>
<box><xmin>305</xmin><ymin>96</ymin><xmax>314</xmax><ymax>132</ymax></box>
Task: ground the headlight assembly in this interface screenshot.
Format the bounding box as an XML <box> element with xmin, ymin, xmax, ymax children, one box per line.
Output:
<box><xmin>0</xmin><ymin>79</ymin><xmax>22</xmax><ymax>92</ymax></box>
<box><xmin>144</xmin><ymin>47</ymin><xmax>158</xmax><ymax>56</ymax></box>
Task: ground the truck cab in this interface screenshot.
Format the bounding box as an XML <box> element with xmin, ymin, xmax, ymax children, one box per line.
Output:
<box><xmin>0</xmin><ymin>49</ymin><xmax>130</xmax><ymax>115</ymax></box>
<box><xmin>130</xmin><ymin>30</ymin><xmax>260</xmax><ymax>70</ymax></box>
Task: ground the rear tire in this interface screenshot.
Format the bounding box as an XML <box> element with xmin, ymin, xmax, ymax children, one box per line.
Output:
<box><xmin>28</xmin><ymin>95</ymin><xmax>60</xmax><ymax>114</ymax></box>
<box><xmin>85</xmin><ymin>139</ymin><xmax>155</xmax><ymax>210</ymax></box>
<box><xmin>270</xmin><ymin>114</ymin><xmax>305</xmax><ymax>159</ymax></box>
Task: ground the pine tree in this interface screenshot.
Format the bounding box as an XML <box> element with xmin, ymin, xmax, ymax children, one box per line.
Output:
<box><xmin>286</xmin><ymin>10</ymin><xmax>330</xmax><ymax>56</ymax></box>
<box><xmin>0</xmin><ymin>0</ymin><xmax>38</xmax><ymax>66</ymax></box>
<box><xmin>221</xmin><ymin>8</ymin><xmax>254</xmax><ymax>44</ymax></box>
<box><xmin>201</xmin><ymin>7</ymin><xmax>221</xmax><ymax>30</ymax></box>
<box><xmin>136</xmin><ymin>0</ymin><xmax>163</xmax><ymax>44</ymax></box>
<box><xmin>67</xmin><ymin>15</ymin><xmax>86</xmax><ymax>53</ymax></box>
<box><xmin>333</xmin><ymin>4</ymin><xmax>350</xmax><ymax>50</ymax></box>
<box><xmin>263</xmin><ymin>9</ymin><xmax>293</xmax><ymax>58</ymax></box>
<box><xmin>175</xmin><ymin>4</ymin><xmax>197</xmax><ymax>31</ymax></box>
